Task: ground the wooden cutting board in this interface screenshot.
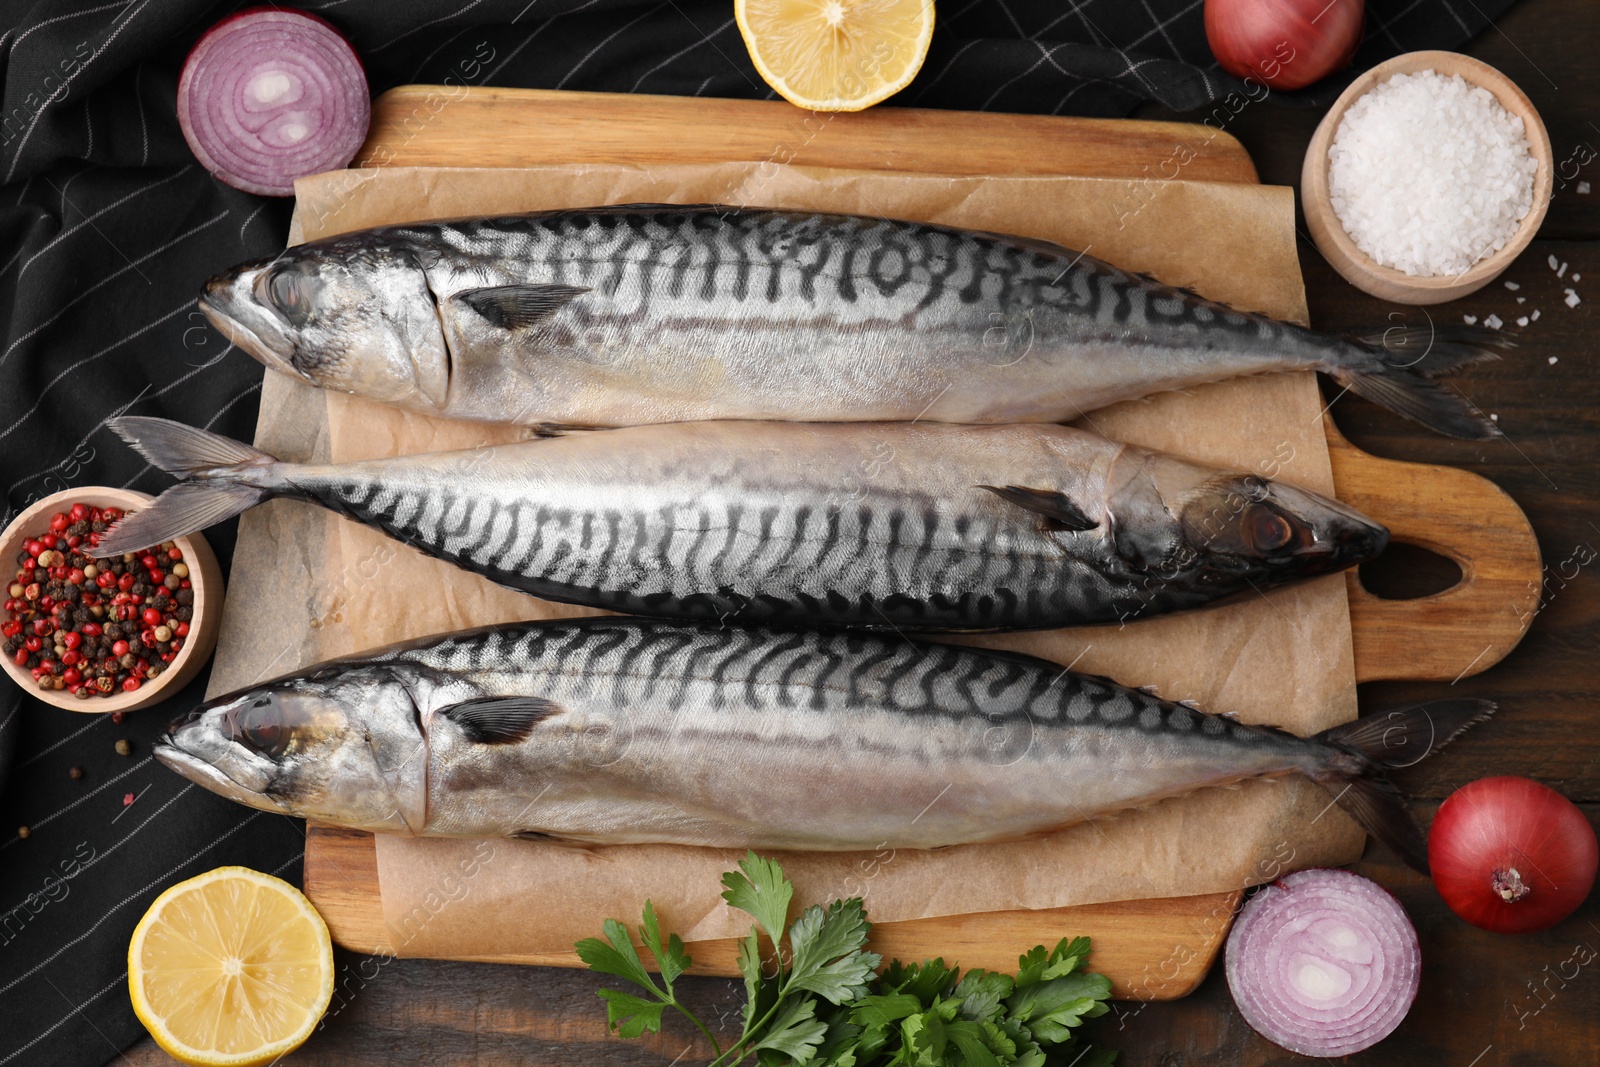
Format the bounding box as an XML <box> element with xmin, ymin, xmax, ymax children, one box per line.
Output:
<box><xmin>299</xmin><ymin>87</ymin><xmax>1541</xmax><ymax>1000</ymax></box>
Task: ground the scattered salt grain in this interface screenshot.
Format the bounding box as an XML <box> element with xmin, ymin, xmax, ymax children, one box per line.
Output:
<box><xmin>1557</xmin><ymin>261</ymin><xmax>1568</xmax><ymax>278</ymax></box>
<box><xmin>1549</xmin><ymin>356</ymin><xmax>1558</xmax><ymax>364</ymax></box>
<box><xmin>1549</xmin><ymin>254</ymin><xmax>1560</xmax><ymax>270</ymax></box>
<box><xmin>1573</xmin><ymin>273</ymin><xmax>1581</xmax><ymax>282</ymax></box>
<box><xmin>1490</xmin><ymin>413</ymin><xmax>1499</xmax><ymax>422</ymax></box>
<box><xmin>1580</xmin><ymin>181</ymin><xmax>1592</xmax><ymax>194</ymax></box>
<box><xmin>1505</xmin><ymin>280</ymin><xmax>1520</xmax><ymax>290</ymax></box>
<box><xmin>1531</xmin><ymin>309</ymin><xmax>1541</xmax><ymax>321</ymax></box>
<box><xmin>1463</xmin><ymin>314</ymin><xmax>1478</xmax><ymax>325</ymax></box>
<box><xmin>1516</xmin><ymin>316</ymin><xmax>1528</xmax><ymax>327</ymax></box>
<box><xmin>1327</xmin><ymin>70</ymin><xmax>1536</xmax><ymax>277</ymax></box>
<box><xmin>1517</xmin><ymin>296</ymin><xmax>1526</xmax><ymax>304</ymax></box>
<box><xmin>1484</xmin><ymin>313</ymin><xmax>1504</xmax><ymax>329</ymax></box>
<box><xmin>1565</xmin><ymin>290</ymin><xmax>1581</xmax><ymax>308</ymax></box>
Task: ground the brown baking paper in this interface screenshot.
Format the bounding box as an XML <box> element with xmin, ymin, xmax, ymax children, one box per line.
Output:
<box><xmin>209</xmin><ymin>162</ymin><xmax>1363</xmax><ymax>961</ymax></box>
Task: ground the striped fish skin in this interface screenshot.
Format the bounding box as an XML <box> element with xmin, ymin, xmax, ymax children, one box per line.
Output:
<box><xmin>97</xmin><ymin>417</ymin><xmax>1387</xmax><ymax>631</ymax></box>
<box><xmin>198</xmin><ymin>206</ymin><xmax>1502</xmax><ymax>438</ymax></box>
<box><xmin>153</xmin><ymin>619</ymin><xmax>1485</xmax><ymax>867</ymax></box>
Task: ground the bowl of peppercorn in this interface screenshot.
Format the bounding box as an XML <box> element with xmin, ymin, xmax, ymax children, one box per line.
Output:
<box><xmin>1</xmin><ymin>487</ymin><xmax>223</xmax><ymax>713</ymax></box>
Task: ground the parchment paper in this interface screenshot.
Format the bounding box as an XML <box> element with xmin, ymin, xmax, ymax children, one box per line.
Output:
<box><xmin>210</xmin><ymin>163</ymin><xmax>1363</xmax><ymax>960</ymax></box>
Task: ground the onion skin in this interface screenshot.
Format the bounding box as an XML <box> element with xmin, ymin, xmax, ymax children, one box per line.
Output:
<box><xmin>1204</xmin><ymin>0</ymin><xmax>1364</xmax><ymax>91</ymax></box>
<box><xmin>1429</xmin><ymin>776</ymin><xmax>1598</xmax><ymax>934</ymax></box>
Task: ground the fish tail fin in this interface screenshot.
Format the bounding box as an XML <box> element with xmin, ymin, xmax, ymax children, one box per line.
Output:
<box><xmin>1311</xmin><ymin>699</ymin><xmax>1497</xmax><ymax>873</ymax></box>
<box><xmin>91</xmin><ymin>417</ymin><xmax>280</xmax><ymax>557</ymax></box>
<box><xmin>1326</xmin><ymin>326</ymin><xmax>1510</xmax><ymax>440</ymax></box>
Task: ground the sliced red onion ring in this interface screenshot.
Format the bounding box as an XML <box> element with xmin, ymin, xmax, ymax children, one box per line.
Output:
<box><xmin>1225</xmin><ymin>868</ymin><xmax>1420</xmax><ymax>1058</ymax></box>
<box><xmin>178</xmin><ymin>7</ymin><xmax>370</xmax><ymax>197</ymax></box>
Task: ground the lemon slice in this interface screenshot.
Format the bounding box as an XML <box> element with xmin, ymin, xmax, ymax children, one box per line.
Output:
<box><xmin>737</xmin><ymin>0</ymin><xmax>935</xmax><ymax>112</ymax></box>
<box><xmin>128</xmin><ymin>866</ymin><xmax>334</xmax><ymax>1067</ymax></box>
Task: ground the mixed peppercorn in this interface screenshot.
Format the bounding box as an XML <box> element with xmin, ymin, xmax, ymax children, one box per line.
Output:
<box><xmin>2</xmin><ymin>502</ymin><xmax>193</xmax><ymax>699</ymax></box>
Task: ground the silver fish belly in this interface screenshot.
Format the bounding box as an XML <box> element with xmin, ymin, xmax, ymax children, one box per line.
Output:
<box><xmin>199</xmin><ymin>207</ymin><xmax>1504</xmax><ymax>437</ymax></box>
<box><xmin>99</xmin><ymin>417</ymin><xmax>1386</xmax><ymax>631</ymax></box>
<box><xmin>156</xmin><ymin>620</ymin><xmax>1492</xmax><ymax>870</ymax></box>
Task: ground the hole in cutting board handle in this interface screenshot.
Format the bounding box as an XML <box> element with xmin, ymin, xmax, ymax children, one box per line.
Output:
<box><xmin>1358</xmin><ymin>541</ymin><xmax>1463</xmax><ymax>600</ymax></box>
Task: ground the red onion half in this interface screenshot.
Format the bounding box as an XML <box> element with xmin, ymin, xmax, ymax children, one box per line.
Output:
<box><xmin>178</xmin><ymin>8</ymin><xmax>371</xmax><ymax>197</ymax></box>
<box><xmin>1225</xmin><ymin>868</ymin><xmax>1419</xmax><ymax>1057</ymax></box>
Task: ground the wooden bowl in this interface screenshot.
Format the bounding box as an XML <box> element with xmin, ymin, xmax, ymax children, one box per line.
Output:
<box><xmin>1302</xmin><ymin>50</ymin><xmax>1552</xmax><ymax>304</ymax></box>
<box><xmin>0</xmin><ymin>488</ymin><xmax>224</xmax><ymax>713</ymax></box>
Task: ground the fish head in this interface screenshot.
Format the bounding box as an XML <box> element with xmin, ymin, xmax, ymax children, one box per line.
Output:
<box><xmin>154</xmin><ymin>666</ymin><xmax>429</xmax><ymax>833</ymax></box>
<box><xmin>1106</xmin><ymin>450</ymin><xmax>1388</xmax><ymax>591</ymax></box>
<box><xmin>200</xmin><ymin>240</ymin><xmax>451</xmax><ymax>410</ymax></box>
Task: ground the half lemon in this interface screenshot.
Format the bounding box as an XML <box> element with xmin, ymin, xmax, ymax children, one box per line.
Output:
<box><xmin>737</xmin><ymin>0</ymin><xmax>936</xmax><ymax>112</ymax></box>
<box><xmin>128</xmin><ymin>866</ymin><xmax>334</xmax><ymax>1067</ymax></box>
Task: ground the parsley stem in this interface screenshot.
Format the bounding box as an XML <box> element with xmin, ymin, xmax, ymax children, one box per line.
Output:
<box><xmin>667</xmin><ymin>999</ymin><xmax>723</xmax><ymax>1061</ymax></box>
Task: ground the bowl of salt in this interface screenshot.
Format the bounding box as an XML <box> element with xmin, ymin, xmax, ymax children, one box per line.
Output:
<box><xmin>1302</xmin><ymin>50</ymin><xmax>1551</xmax><ymax>305</ymax></box>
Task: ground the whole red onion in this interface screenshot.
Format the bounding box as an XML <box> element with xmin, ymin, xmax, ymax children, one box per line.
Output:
<box><xmin>1429</xmin><ymin>776</ymin><xmax>1599</xmax><ymax>934</ymax></box>
<box><xmin>1204</xmin><ymin>0</ymin><xmax>1365</xmax><ymax>91</ymax></box>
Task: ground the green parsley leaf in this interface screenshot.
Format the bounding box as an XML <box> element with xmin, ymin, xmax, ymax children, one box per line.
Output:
<box><xmin>908</xmin><ymin>1009</ymin><xmax>947</xmax><ymax>1061</ymax></box>
<box><xmin>1005</xmin><ymin>971</ymin><xmax>1114</xmax><ymax>1044</ymax></box>
<box><xmin>848</xmin><ymin>993</ymin><xmax>923</xmax><ymax>1029</ymax></box>
<box><xmin>574</xmin><ymin>918</ymin><xmax>659</xmax><ymax>995</ymax></box>
<box><xmin>736</xmin><ymin>926</ymin><xmax>766</xmax><ymax>1031</ymax></box>
<box><xmin>953</xmin><ymin>969</ymin><xmax>1014</xmax><ymax>1024</ymax></box>
<box><xmin>752</xmin><ymin>994</ymin><xmax>829</xmax><ymax>1064</ymax></box>
<box><xmin>639</xmin><ymin>900</ymin><xmax>690</xmax><ymax>989</ymax></box>
<box><xmin>721</xmin><ymin>850</ymin><xmax>795</xmax><ymax>945</ymax></box>
<box><xmin>943</xmin><ymin>1018</ymin><xmax>1001</xmax><ymax>1067</ymax></box>
<box><xmin>596</xmin><ymin>989</ymin><xmax>667</xmax><ymax>1039</ymax></box>
<box><xmin>787</xmin><ymin>899</ymin><xmax>881</xmax><ymax>1004</ymax></box>
<box><xmin>884</xmin><ymin>956</ymin><xmax>958</xmax><ymax>1003</ymax></box>
<box><xmin>1044</xmin><ymin>937</ymin><xmax>1089</xmax><ymax>980</ymax></box>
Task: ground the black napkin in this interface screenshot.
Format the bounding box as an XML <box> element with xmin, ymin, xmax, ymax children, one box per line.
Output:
<box><xmin>0</xmin><ymin>2</ymin><xmax>1514</xmax><ymax>1063</ymax></box>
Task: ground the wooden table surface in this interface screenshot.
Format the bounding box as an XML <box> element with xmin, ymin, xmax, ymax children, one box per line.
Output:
<box><xmin>126</xmin><ymin>2</ymin><xmax>1597</xmax><ymax>1063</ymax></box>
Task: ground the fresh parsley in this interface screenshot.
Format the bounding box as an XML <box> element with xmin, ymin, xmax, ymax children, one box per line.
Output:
<box><xmin>575</xmin><ymin>852</ymin><xmax>1116</xmax><ymax>1066</ymax></box>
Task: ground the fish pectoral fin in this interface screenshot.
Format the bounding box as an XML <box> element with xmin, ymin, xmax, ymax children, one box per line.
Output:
<box><xmin>439</xmin><ymin>696</ymin><xmax>563</xmax><ymax>744</ymax></box>
<box><xmin>454</xmin><ymin>283</ymin><xmax>590</xmax><ymax>329</ymax></box>
<box><xmin>977</xmin><ymin>484</ymin><xmax>1098</xmax><ymax>533</ymax></box>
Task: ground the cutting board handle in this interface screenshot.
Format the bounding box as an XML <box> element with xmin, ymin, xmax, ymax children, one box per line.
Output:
<box><xmin>1328</xmin><ymin>420</ymin><xmax>1541</xmax><ymax>683</ymax></box>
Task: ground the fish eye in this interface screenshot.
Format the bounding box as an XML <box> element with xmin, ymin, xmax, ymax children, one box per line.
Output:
<box><xmin>228</xmin><ymin>694</ymin><xmax>296</xmax><ymax>759</ymax></box>
<box><xmin>266</xmin><ymin>268</ymin><xmax>314</xmax><ymax>327</ymax></box>
<box><xmin>1243</xmin><ymin>504</ymin><xmax>1295</xmax><ymax>552</ymax></box>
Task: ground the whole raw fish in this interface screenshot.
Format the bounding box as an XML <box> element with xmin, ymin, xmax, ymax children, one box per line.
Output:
<box><xmin>198</xmin><ymin>206</ymin><xmax>1505</xmax><ymax>437</ymax></box>
<box><xmin>96</xmin><ymin>416</ymin><xmax>1386</xmax><ymax>631</ymax></box>
<box><xmin>155</xmin><ymin>619</ymin><xmax>1492</xmax><ymax>871</ymax></box>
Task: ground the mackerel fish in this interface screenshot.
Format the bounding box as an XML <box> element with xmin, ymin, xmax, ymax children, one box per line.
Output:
<box><xmin>96</xmin><ymin>416</ymin><xmax>1385</xmax><ymax>631</ymax></box>
<box><xmin>155</xmin><ymin>619</ymin><xmax>1493</xmax><ymax>871</ymax></box>
<box><xmin>198</xmin><ymin>206</ymin><xmax>1507</xmax><ymax>438</ymax></box>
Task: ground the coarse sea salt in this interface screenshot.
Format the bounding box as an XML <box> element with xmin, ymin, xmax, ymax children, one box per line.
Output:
<box><xmin>1328</xmin><ymin>71</ymin><xmax>1536</xmax><ymax>277</ymax></box>
<box><xmin>1484</xmin><ymin>313</ymin><xmax>1504</xmax><ymax>329</ymax></box>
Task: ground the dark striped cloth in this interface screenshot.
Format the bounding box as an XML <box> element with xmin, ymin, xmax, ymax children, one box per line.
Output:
<box><xmin>0</xmin><ymin>1</ymin><xmax>1514</xmax><ymax>1063</ymax></box>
